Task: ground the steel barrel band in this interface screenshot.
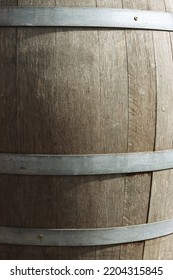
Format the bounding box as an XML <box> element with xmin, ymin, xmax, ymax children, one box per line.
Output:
<box><xmin>0</xmin><ymin>7</ymin><xmax>172</xmax><ymax>31</ymax></box>
<box><xmin>0</xmin><ymin>218</ymin><xmax>173</xmax><ymax>246</ymax></box>
<box><xmin>0</xmin><ymin>150</ymin><xmax>173</xmax><ymax>175</ymax></box>
<box><xmin>1</xmin><ymin>150</ymin><xmax>173</xmax><ymax>245</ymax></box>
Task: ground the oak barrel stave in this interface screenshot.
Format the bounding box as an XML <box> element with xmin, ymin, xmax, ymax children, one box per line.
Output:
<box><xmin>0</xmin><ymin>0</ymin><xmax>173</xmax><ymax>260</ymax></box>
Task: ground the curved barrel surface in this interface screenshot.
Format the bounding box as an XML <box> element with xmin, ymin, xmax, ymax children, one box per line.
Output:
<box><xmin>0</xmin><ymin>0</ymin><xmax>173</xmax><ymax>260</ymax></box>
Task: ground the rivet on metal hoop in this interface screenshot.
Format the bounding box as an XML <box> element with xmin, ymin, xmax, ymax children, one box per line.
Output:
<box><xmin>38</xmin><ymin>234</ymin><xmax>43</xmax><ymax>240</ymax></box>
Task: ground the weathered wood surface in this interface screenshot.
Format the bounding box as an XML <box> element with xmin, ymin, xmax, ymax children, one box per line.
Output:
<box><xmin>0</xmin><ymin>0</ymin><xmax>173</xmax><ymax>260</ymax></box>
<box><xmin>143</xmin><ymin>0</ymin><xmax>173</xmax><ymax>260</ymax></box>
<box><xmin>119</xmin><ymin>0</ymin><xmax>156</xmax><ymax>260</ymax></box>
<box><xmin>0</xmin><ymin>0</ymin><xmax>22</xmax><ymax>261</ymax></box>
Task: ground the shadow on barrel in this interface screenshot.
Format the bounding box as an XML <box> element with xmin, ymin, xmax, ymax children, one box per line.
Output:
<box><xmin>0</xmin><ymin>27</ymin><xmax>124</xmax><ymax>260</ymax></box>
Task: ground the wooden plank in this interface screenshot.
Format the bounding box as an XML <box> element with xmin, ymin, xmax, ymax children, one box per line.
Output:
<box><xmin>90</xmin><ymin>0</ymin><xmax>127</xmax><ymax>260</ymax></box>
<box><xmin>0</xmin><ymin>0</ymin><xmax>22</xmax><ymax>261</ymax></box>
<box><xmin>143</xmin><ymin>0</ymin><xmax>173</xmax><ymax>260</ymax></box>
<box><xmin>165</xmin><ymin>0</ymin><xmax>173</xmax><ymax>12</ymax></box>
<box><xmin>16</xmin><ymin>0</ymin><xmax>58</xmax><ymax>260</ymax></box>
<box><xmin>0</xmin><ymin>0</ymin><xmax>16</xmax><ymax>4</ymax></box>
<box><xmin>53</xmin><ymin>0</ymin><xmax>98</xmax><ymax>260</ymax></box>
<box><xmin>119</xmin><ymin>0</ymin><xmax>156</xmax><ymax>260</ymax></box>
<box><xmin>54</xmin><ymin>0</ymin><xmax>109</xmax><ymax>260</ymax></box>
<box><xmin>48</xmin><ymin>0</ymin><xmax>127</xmax><ymax>260</ymax></box>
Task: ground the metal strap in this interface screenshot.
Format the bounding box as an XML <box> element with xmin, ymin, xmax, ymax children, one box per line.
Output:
<box><xmin>0</xmin><ymin>7</ymin><xmax>173</xmax><ymax>31</ymax></box>
<box><xmin>0</xmin><ymin>218</ymin><xmax>173</xmax><ymax>246</ymax></box>
<box><xmin>0</xmin><ymin>150</ymin><xmax>173</xmax><ymax>176</ymax></box>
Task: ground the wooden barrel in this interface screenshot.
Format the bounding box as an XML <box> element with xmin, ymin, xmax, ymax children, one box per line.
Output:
<box><xmin>0</xmin><ymin>0</ymin><xmax>173</xmax><ymax>260</ymax></box>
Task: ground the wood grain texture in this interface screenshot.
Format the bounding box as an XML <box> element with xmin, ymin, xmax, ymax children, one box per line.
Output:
<box><xmin>119</xmin><ymin>0</ymin><xmax>156</xmax><ymax>260</ymax></box>
<box><xmin>55</xmin><ymin>0</ymin><xmax>128</xmax><ymax>260</ymax></box>
<box><xmin>143</xmin><ymin>0</ymin><xmax>173</xmax><ymax>260</ymax></box>
<box><xmin>0</xmin><ymin>0</ymin><xmax>58</xmax><ymax>260</ymax></box>
<box><xmin>16</xmin><ymin>0</ymin><xmax>58</xmax><ymax>260</ymax></box>
<box><xmin>54</xmin><ymin>0</ymin><xmax>99</xmax><ymax>260</ymax></box>
<box><xmin>0</xmin><ymin>0</ymin><xmax>22</xmax><ymax>261</ymax></box>
<box><xmin>95</xmin><ymin>0</ymin><xmax>128</xmax><ymax>260</ymax></box>
<box><xmin>0</xmin><ymin>0</ymin><xmax>128</xmax><ymax>260</ymax></box>
<box><xmin>0</xmin><ymin>0</ymin><xmax>173</xmax><ymax>260</ymax></box>
<box><xmin>0</xmin><ymin>0</ymin><xmax>16</xmax><ymax>4</ymax></box>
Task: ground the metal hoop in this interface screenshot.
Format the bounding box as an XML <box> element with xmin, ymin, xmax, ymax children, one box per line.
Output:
<box><xmin>0</xmin><ymin>150</ymin><xmax>173</xmax><ymax>176</ymax></box>
<box><xmin>0</xmin><ymin>8</ymin><xmax>173</xmax><ymax>31</ymax></box>
<box><xmin>1</xmin><ymin>218</ymin><xmax>173</xmax><ymax>246</ymax></box>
